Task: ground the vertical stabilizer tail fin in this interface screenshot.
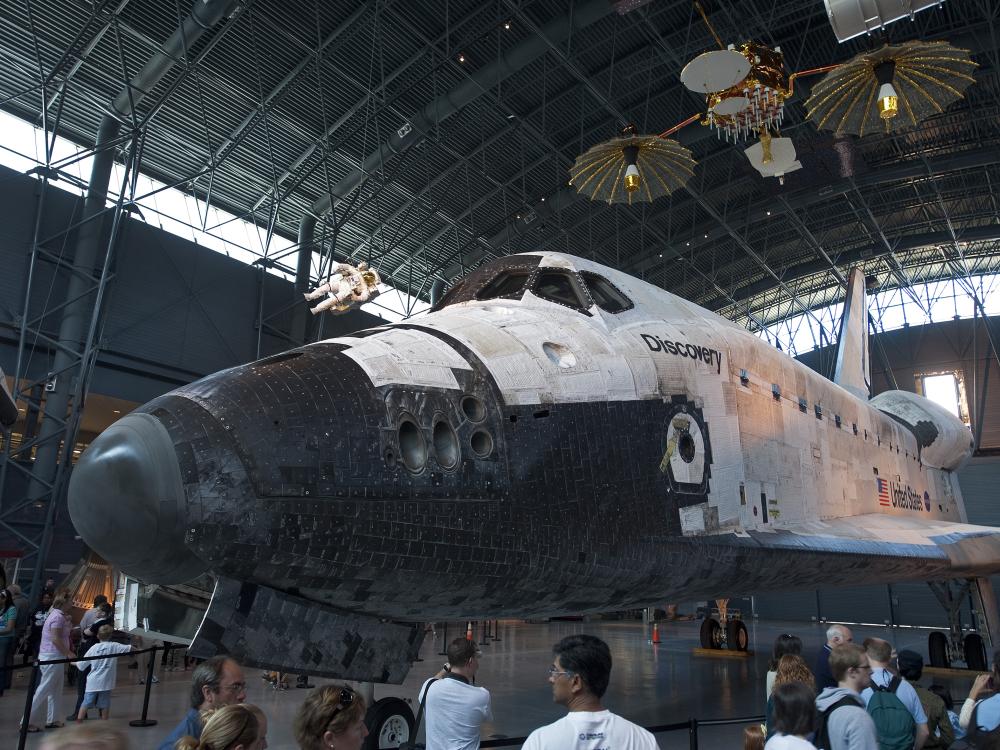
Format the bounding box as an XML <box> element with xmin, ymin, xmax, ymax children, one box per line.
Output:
<box><xmin>833</xmin><ymin>267</ymin><xmax>871</xmax><ymax>400</ymax></box>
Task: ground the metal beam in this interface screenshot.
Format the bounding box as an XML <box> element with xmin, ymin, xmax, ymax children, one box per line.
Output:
<box><xmin>294</xmin><ymin>0</ymin><xmax>615</xmax><ymax>292</ymax></box>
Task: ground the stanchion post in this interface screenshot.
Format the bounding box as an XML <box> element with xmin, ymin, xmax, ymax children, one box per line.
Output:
<box><xmin>479</xmin><ymin>620</ymin><xmax>489</xmax><ymax>646</ymax></box>
<box><xmin>129</xmin><ymin>646</ymin><xmax>158</xmax><ymax>728</ymax></box>
<box><xmin>492</xmin><ymin>619</ymin><xmax>501</xmax><ymax>642</ymax></box>
<box><xmin>688</xmin><ymin>718</ymin><xmax>698</xmax><ymax>750</ymax></box>
<box><xmin>438</xmin><ymin>622</ymin><xmax>448</xmax><ymax>655</ymax></box>
<box><xmin>17</xmin><ymin>664</ymin><xmax>40</xmax><ymax>750</ymax></box>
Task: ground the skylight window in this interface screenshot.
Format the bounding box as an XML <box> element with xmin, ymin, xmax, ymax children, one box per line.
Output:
<box><xmin>916</xmin><ymin>371</ymin><xmax>970</xmax><ymax>425</ymax></box>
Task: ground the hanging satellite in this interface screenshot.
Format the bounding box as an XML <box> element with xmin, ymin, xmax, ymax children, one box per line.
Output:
<box><xmin>568</xmin><ymin>125</ymin><xmax>696</xmax><ymax>205</ymax></box>
<box><xmin>704</xmin><ymin>42</ymin><xmax>790</xmax><ymax>142</ymax></box>
<box><xmin>744</xmin><ymin>128</ymin><xmax>801</xmax><ymax>185</ymax></box>
<box><xmin>679</xmin><ymin>4</ymin><xmax>790</xmax><ymax>142</ymax></box>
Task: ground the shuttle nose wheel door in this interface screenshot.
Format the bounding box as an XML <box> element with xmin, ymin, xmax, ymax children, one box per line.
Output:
<box><xmin>698</xmin><ymin>599</ymin><xmax>748</xmax><ymax>651</ymax></box>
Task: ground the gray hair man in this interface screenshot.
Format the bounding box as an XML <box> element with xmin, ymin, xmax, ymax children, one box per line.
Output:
<box><xmin>156</xmin><ymin>655</ymin><xmax>246</xmax><ymax>750</ymax></box>
<box><xmin>815</xmin><ymin>624</ymin><xmax>853</xmax><ymax>690</ymax></box>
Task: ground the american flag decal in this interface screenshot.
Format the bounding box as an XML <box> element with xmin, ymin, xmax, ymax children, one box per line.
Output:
<box><xmin>877</xmin><ymin>478</ymin><xmax>891</xmax><ymax>506</ymax></box>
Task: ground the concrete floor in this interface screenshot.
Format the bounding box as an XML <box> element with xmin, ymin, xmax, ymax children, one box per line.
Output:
<box><xmin>0</xmin><ymin>617</ymin><xmax>984</xmax><ymax>749</ymax></box>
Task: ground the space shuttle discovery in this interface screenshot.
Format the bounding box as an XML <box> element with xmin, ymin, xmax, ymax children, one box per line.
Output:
<box><xmin>69</xmin><ymin>252</ymin><xmax>1000</xmax><ymax>683</ymax></box>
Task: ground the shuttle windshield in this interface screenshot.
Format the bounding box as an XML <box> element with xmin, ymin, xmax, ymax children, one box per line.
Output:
<box><xmin>531</xmin><ymin>271</ymin><xmax>591</xmax><ymax>312</ymax></box>
<box><xmin>580</xmin><ymin>272</ymin><xmax>633</xmax><ymax>313</ymax></box>
<box><xmin>476</xmin><ymin>270</ymin><xmax>531</xmax><ymax>301</ymax></box>
<box><xmin>432</xmin><ymin>256</ymin><xmax>543</xmax><ymax>311</ymax></box>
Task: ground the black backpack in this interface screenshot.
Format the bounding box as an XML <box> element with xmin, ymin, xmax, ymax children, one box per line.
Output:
<box><xmin>949</xmin><ymin>703</ymin><xmax>1000</xmax><ymax>750</ymax></box>
<box><xmin>815</xmin><ymin>695</ymin><xmax>863</xmax><ymax>750</ymax></box>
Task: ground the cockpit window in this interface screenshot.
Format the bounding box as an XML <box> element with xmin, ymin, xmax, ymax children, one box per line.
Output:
<box><xmin>476</xmin><ymin>271</ymin><xmax>530</xmax><ymax>301</ymax></box>
<box><xmin>531</xmin><ymin>271</ymin><xmax>591</xmax><ymax>312</ymax></box>
<box><xmin>580</xmin><ymin>272</ymin><xmax>633</xmax><ymax>313</ymax></box>
<box><xmin>432</xmin><ymin>256</ymin><xmax>543</xmax><ymax>311</ymax></box>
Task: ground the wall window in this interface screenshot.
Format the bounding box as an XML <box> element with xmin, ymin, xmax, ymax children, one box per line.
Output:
<box><xmin>915</xmin><ymin>370</ymin><xmax>970</xmax><ymax>425</ymax></box>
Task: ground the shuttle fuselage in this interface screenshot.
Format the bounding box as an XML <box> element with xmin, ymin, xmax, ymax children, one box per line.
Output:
<box><xmin>69</xmin><ymin>252</ymin><xmax>997</xmax><ymax>675</ymax></box>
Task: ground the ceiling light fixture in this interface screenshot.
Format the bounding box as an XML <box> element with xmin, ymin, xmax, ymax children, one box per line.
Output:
<box><xmin>568</xmin><ymin>124</ymin><xmax>695</xmax><ymax>205</ymax></box>
<box><xmin>874</xmin><ymin>60</ymin><xmax>898</xmax><ymax>120</ymax></box>
<box><xmin>504</xmin><ymin>20</ymin><xmax>511</xmax><ymax>30</ymax></box>
<box><xmin>623</xmin><ymin>150</ymin><xmax>641</xmax><ymax>195</ymax></box>
<box><xmin>806</xmin><ymin>41</ymin><xmax>976</xmax><ymax>136</ymax></box>
<box><xmin>458</xmin><ymin>53</ymin><xmax>466</xmax><ymax>63</ymax></box>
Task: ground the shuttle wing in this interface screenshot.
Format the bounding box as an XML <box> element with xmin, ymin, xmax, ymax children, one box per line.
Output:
<box><xmin>728</xmin><ymin>514</ymin><xmax>1000</xmax><ymax>579</ymax></box>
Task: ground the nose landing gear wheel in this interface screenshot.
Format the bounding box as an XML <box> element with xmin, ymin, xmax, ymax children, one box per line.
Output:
<box><xmin>699</xmin><ymin>617</ymin><xmax>722</xmax><ymax>649</ymax></box>
<box><xmin>364</xmin><ymin>697</ymin><xmax>414</xmax><ymax>749</ymax></box>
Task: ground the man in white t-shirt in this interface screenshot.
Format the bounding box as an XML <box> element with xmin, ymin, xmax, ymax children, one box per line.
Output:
<box><xmin>522</xmin><ymin>634</ymin><xmax>659</xmax><ymax>750</ymax></box>
<box><xmin>417</xmin><ymin>637</ymin><xmax>492</xmax><ymax>750</ymax></box>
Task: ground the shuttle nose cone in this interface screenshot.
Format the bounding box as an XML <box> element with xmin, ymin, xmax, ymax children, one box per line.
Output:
<box><xmin>68</xmin><ymin>412</ymin><xmax>206</xmax><ymax>583</ymax></box>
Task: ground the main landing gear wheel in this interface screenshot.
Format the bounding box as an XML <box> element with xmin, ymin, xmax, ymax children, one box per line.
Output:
<box><xmin>928</xmin><ymin>631</ymin><xmax>948</xmax><ymax>668</ymax></box>
<box><xmin>727</xmin><ymin>619</ymin><xmax>749</xmax><ymax>651</ymax></box>
<box><xmin>965</xmin><ymin>633</ymin><xmax>988</xmax><ymax>672</ymax></box>
<box><xmin>700</xmin><ymin>617</ymin><xmax>722</xmax><ymax>649</ymax></box>
<box><xmin>364</xmin><ymin>697</ymin><xmax>414</xmax><ymax>750</ymax></box>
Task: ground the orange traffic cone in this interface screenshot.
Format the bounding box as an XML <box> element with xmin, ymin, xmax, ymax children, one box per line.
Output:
<box><xmin>652</xmin><ymin>621</ymin><xmax>661</xmax><ymax>644</ymax></box>
<box><xmin>466</xmin><ymin>621</ymin><xmax>473</xmax><ymax>641</ymax></box>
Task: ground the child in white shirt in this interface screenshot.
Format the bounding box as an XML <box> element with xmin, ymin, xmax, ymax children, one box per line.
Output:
<box><xmin>74</xmin><ymin>624</ymin><xmax>133</xmax><ymax>721</ymax></box>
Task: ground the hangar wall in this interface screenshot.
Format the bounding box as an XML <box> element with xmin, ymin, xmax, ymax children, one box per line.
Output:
<box><xmin>0</xmin><ymin>163</ymin><xmax>385</xmax><ymax>403</ymax></box>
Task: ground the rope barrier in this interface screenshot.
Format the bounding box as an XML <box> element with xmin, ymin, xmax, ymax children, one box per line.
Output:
<box><xmin>14</xmin><ymin>645</ymin><xmax>163</xmax><ymax>750</ymax></box>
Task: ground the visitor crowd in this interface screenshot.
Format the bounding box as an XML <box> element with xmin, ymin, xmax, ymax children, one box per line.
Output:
<box><xmin>4</xmin><ymin>592</ymin><xmax>1000</xmax><ymax>750</ymax></box>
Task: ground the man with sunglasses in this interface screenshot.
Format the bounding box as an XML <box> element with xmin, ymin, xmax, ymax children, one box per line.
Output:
<box><xmin>157</xmin><ymin>655</ymin><xmax>247</xmax><ymax>750</ymax></box>
<box><xmin>417</xmin><ymin>637</ymin><xmax>492</xmax><ymax>750</ymax></box>
<box><xmin>522</xmin><ymin>634</ymin><xmax>658</xmax><ymax>749</ymax></box>
<box><xmin>815</xmin><ymin>643</ymin><xmax>878</xmax><ymax>750</ymax></box>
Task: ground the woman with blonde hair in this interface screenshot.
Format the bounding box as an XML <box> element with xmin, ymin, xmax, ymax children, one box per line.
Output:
<box><xmin>765</xmin><ymin>655</ymin><xmax>815</xmax><ymax>738</ymax></box>
<box><xmin>39</xmin><ymin>723</ymin><xmax>128</xmax><ymax>750</ymax></box>
<box><xmin>175</xmin><ymin>703</ymin><xmax>266</xmax><ymax>750</ymax></box>
<box><xmin>293</xmin><ymin>684</ymin><xmax>369</xmax><ymax>750</ymax></box>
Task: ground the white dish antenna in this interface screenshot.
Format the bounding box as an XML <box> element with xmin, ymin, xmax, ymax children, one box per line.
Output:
<box><xmin>745</xmin><ymin>136</ymin><xmax>802</xmax><ymax>184</ymax></box>
<box><xmin>711</xmin><ymin>94</ymin><xmax>750</xmax><ymax>117</ymax></box>
<box><xmin>680</xmin><ymin>48</ymin><xmax>751</xmax><ymax>93</ymax></box>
